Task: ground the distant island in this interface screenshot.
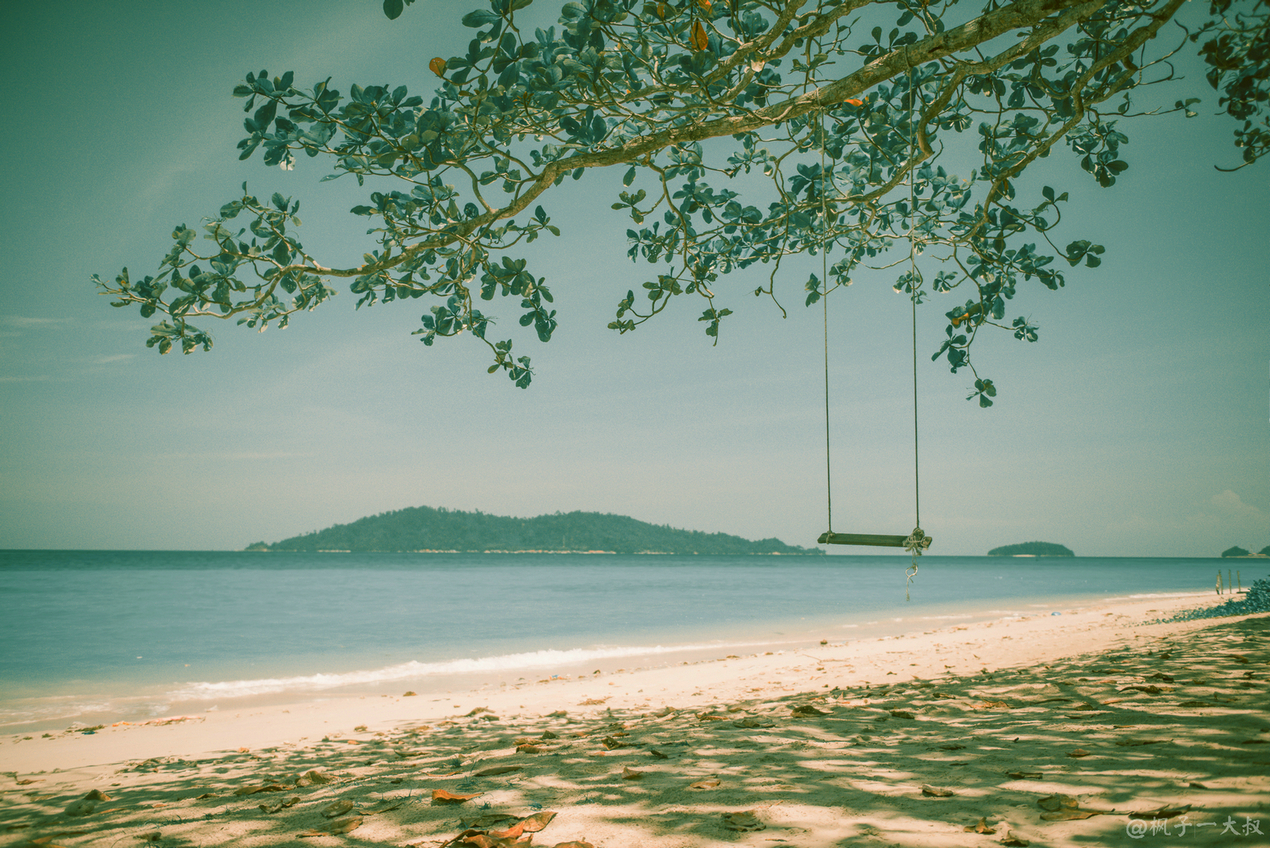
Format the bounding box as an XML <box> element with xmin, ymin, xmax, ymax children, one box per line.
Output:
<box><xmin>987</xmin><ymin>541</ymin><xmax>1075</xmax><ymax>557</ymax></box>
<box><xmin>1222</xmin><ymin>545</ymin><xmax>1270</xmax><ymax>558</ymax></box>
<box><xmin>246</xmin><ymin>506</ymin><xmax>821</xmax><ymax>555</ymax></box>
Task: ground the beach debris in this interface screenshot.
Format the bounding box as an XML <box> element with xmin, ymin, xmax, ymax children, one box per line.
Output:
<box><xmin>1114</xmin><ymin>737</ymin><xmax>1169</xmax><ymax>747</ymax></box>
<box><xmin>1006</xmin><ymin>771</ymin><xmax>1044</xmax><ymax>780</ymax></box>
<box><xmin>690</xmin><ymin>778</ymin><xmax>721</xmax><ymax>790</ymax></box>
<box><xmin>1121</xmin><ymin>684</ymin><xmax>1166</xmax><ymax>694</ymax></box>
<box><xmin>492</xmin><ymin>811</ymin><xmax>557</xmax><ymax>839</ymax></box>
<box><xmin>461</xmin><ymin>814</ymin><xmax>520</xmax><ymax>830</ymax></box>
<box><xmin>259</xmin><ymin>795</ymin><xmax>301</xmax><ymax>814</ymax></box>
<box><xmin>601</xmin><ymin>736</ymin><xmax>629</xmax><ymax>750</ymax></box>
<box><xmin>921</xmin><ymin>784</ymin><xmax>954</xmax><ymax>797</ymax></box>
<box><xmin>548</xmin><ymin>710</ymin><xmax>568</xmax><ymax>718</ymax></box>
<box><xmin>475</xmin><ymin>764</ymin><xmax>522</xmax><ymax>776</ymax></box>
<box><xmin>323</xmin><ymin>799</ymin><xmax>355</xmax><ymax>818</ymax></box>
<box><xmin>403</xmin><ymin>690</ymin><xmax>417</xmax><ymax>696</ymax></box>
<box><xmin>732</xmin><ymin>716</ymin><xmax>775</xmax><ymax>728</ymax></box>
<box><xmin>433</xmin><ymin>789</ymin><xmax>484</xmax><ymax>805</ymax></box>
<box><xmin>299</xmin><ymin>815</ymin><xmax>363</xmax><ymax>837</ymax></box>
<box><xmin>296</xmin><ymin>769</ymin><xmax>334</xmax><ymax>786</ymax></box>
<box><xmin>974</xmin><ymin>700</ymin><xmax>1010</xmax><ymax>710</ymax></box>
<box><xmin>791</xmin><ymin>704</ymin><xmax>827</xmax><ymax>717</ymax></box>
<box><xmin>889</xmin><ymin>709</ymin><xmax>916</xmax><ymax>719</ymax></box>
<box><xmin>358</xmin><ymin>799</ymin><xmax>406</xmax><ymax>815</ymax></box>
<box><xmin>1066</xmin><ymin>748</ymin><xmax>1091</xmax><ymax>758</ymax></box>
<box><xmin>622</xmin><ymin>767</ymin><xmax>644</xmax><ymax>780</ymax></box>
<box><xmin>963</xmin><ymin>817</ymin><xmax>997</xmax><ymax>834</ymax></box>
<box><xmin>232</xmin><ymin>783</ymin><xmax>289</xmax><ymax>795</ymax></box>
<box><xmin>15</xmin><ymin>778</ymin><xmax>42</xmax><ymax>785</ymax></box>
<box><xmin>722</xmin><ymin>810</ymin><xmax>765</xmax><ymax>832</ymax></box>
<box><xmin>64</xmin><ymin>789</ymin><xmax>110</xmax><ymax>817</ymax></box>
<box><xmin>441</xmin><ymin>811</ymin><xmax>560</xmax><ymax>847</ymax></box>
<box><xmin>647</xmin><ymin>748</ymin><xmax>670</xmax><ymax>759</ymax></box>
<box><xmin>579</xmin><ymin>697</ymin><xmax>608</xmax><ymax>706</ymax></box>
<box><xmin>696</xmin><ymin>712</ymin><xmax>728</xmax><ymax>721</ymax></box>
<box><xmin>1001</xmin><ymin>831</ymin><xmax>1031</xmax><ymax>846</ymax></box>
<box><xmin>1037</xmin><ymin>794</ymin><xmax>1101</xmax><ymax>821</ymax></box>
<box><xmin>651</xmin><ymin>706</ymin><xmax>675</xmax><ymax>717</ymax></box>
<box><xmin>516</xmin><ymin>743</ymin><xmax>542</xmax><ymax>754</ymax></box>
<box><xmin>1128</xmin><ymin>803</ymin><xmax>1192</xmax><ymax>821</ymax></box>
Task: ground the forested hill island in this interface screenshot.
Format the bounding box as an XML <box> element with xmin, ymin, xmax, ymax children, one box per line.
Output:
<box><xmin>987</xmin><ymin>542</ymin><xmax>1075</xmax><ymax>557</ymax></box>
<box><xmin>245</xmin><ymin>506</ymin><xmax>821</xmax><ymax>555</ymax></box>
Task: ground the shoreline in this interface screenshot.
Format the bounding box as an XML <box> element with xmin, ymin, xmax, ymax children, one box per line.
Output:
<box><xmin>0</xmin><ymin>593</ymin><xmax>1232</xmax><ymax>771</ymax></box>
<box><xmin>2</xmin><ymin>594</ymin><xmax>1267</xmax><ymax>847</ymax></box>
<box><xmin>0</xmin><ymin>589</ymin><xmax>1220</xmax><ymax>739</ymax></box>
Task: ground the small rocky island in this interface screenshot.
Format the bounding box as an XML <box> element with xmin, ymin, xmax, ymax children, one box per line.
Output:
<box><xmin>1221</xmin><ymin>545</ymin><xmax>1270</xmax><ymax>558</ymax></box>
<box><xmin>987</xmin><ymin>541</ymin><xmax>1075</xmax><ymax>557</ymax></box>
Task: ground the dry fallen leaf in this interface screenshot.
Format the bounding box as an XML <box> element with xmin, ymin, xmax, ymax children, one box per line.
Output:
<box><xmin>962</xmin><ymin>817</ymin><xmax>996</xmax><ymax>834</ymax></box>
<box><xmin>1037</xmin><ymin>794</ymin><xmax>1080</xmax><ymax>812</ymax></box>
<box><xmin>1037</xmin><ymin>793</ymin><xmax>1101</xmax><ymax>821</ymax></box>
<box><xmin>475</xmin><ymin>764</ymin><xmax>522</xmax><ymax>776</ymax></box>
<box><xmin>791</xmin><ymin>704</ymin><xmax>827</xmax><ymax>717</ymax></box>
<box><xmin>259</xmin><ymin>796</ymin><xmax>300</xmax><ymax>814</ymax></box>
<box><xmin>1114</xmin><ymin>738</ymin><xmax>1168</xmax><ymax>747</ymax></box>
<box><xmin>433</xmin><ymin>789</ymin><xmax>484</xmax><ymax>805</ymax></box>
<box><xmin>1129</xmin><ymin>804</ymin><xmax>1192</xmax><ymax>821</ymax></box>
<box><xmin>622</xmin><ymin>767</ymin><xmax>644</xmax><ymax>780</ymax></box>
<box><xmin>1007</xmin><ymin>771</ymin><xmax>1043</xmax><ymax>780</ymax></box>
<box><xmin>601</xmin><ymin>736</ymin><xmax>629</xmax><ymax>750</ymax></box>
<box><xmin>492</xmin><ymin>811</ymin><xmax>557</xmax><ymax>839</ymax></box>
<box><xmin>1001</xmin><ymin>831</ymin><xmax>1031</xmax><ymax>846</ymax></box>
<box><xmin>690</xmin><ymin>778</ymin><xmax>721</xmax><ymax>790</ymax></box>
<box><xmin>299</xmin><ymin>816</ymin><xmax>364</xmax><ymax>837</ymax></box>
<box><xmin>1067</xmin><ymin>748</ymin><xmax>1091</xmax><ymax>758</ymax></box>
<box><xmin>890</xmin><ymin>710</ymin><xmax>916</xmax><ymax>719</ymax></box>
<box><xmin>722</xmin><ymin>810</ymin><xmax>764</xmax><ymax>832</ymax></box>
<box><xmin>323</xmin><ymin>799</ymin><xmax>355</xmax><ymax>818</ymax></box>
<box><xmin>921</xmin><ymin>784</ymin><xmax>954</xmax><ymax>797</ymax></box>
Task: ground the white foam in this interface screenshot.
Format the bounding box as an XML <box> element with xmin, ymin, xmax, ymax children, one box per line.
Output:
<box><xmin>168</xmin><ymin>642</ymin><xmax>751</xmax><ymax>701</ymax></box>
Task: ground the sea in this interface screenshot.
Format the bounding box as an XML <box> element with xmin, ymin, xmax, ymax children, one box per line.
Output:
<box><xmin>0</xmin><ymin>550</ymin><xmax>1255</xmax><ymax>734</ymax></box>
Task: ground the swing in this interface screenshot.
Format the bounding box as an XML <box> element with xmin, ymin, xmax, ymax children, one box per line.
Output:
<box><xmin>813</xmin><ymin>73</ymin><xmax>932</xmax><ymax>588</ymax></box>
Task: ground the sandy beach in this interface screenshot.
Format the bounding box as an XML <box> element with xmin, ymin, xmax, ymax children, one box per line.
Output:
<box><xmin>3</xmin><ymin>592</ymin><xmax>1267</xmax><ymax>847</ymax></box>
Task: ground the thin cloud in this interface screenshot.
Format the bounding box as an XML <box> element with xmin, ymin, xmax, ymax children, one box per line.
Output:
<box><xmin>3</xmin><ymin>316</ymin><xmax>70</xmax><ymax>329</ymax></box>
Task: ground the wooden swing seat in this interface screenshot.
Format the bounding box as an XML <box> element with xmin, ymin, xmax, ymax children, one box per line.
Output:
<box><xmin>817</xmin><ymin>532</ymin><xmax>909</xmax><ymax>547</ymax></box>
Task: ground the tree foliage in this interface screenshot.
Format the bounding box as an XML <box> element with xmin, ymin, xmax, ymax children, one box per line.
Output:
<box><xmin>95</xmin><ymin>0</ymin><xmax>1266</xmax><ymax>397</ymax></box>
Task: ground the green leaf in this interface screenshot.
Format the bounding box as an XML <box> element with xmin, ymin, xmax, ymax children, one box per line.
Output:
<box><xmin>383</xmin><ymin>0</ymin><xmax>404</xmax><ymax>19</ymax></box>
<box><xmin>462</xmin><ymin>9</ymin><xmax>500</xmax><ymax>27</ymax></box>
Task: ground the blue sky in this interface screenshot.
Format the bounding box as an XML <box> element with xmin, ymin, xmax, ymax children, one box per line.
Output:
<box><xmin>1</xmin><ymin>0</ymin><xmax>1266</xmax><ymax>556</ymax></box>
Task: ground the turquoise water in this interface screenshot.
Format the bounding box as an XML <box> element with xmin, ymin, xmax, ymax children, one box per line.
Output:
<box><xmin>0</xmin><ymin>550</ymin><xmax>1250</xmax><ymax>731</ymax></box>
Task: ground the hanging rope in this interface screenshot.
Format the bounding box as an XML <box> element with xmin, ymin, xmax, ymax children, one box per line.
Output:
<box><xmin>821</xmin><ymin>108</ymin><xmax>834</xmax><ymax>538</ymax></box>
<box><xmin>818</xmin><ymin>64</ymin><xmax>931</xmax><ymax>599</ymax></box>
<box><xmin>903</xmin><ymin>65</ymin><xmax>929</xmax><ymax>600</ymax></box>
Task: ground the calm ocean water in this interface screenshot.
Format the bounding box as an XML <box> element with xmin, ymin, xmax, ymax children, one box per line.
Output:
<box><xmin>0</xmin><ymin>550</ymin><xmax>1252</xmax><ymax>732</ymax></box>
